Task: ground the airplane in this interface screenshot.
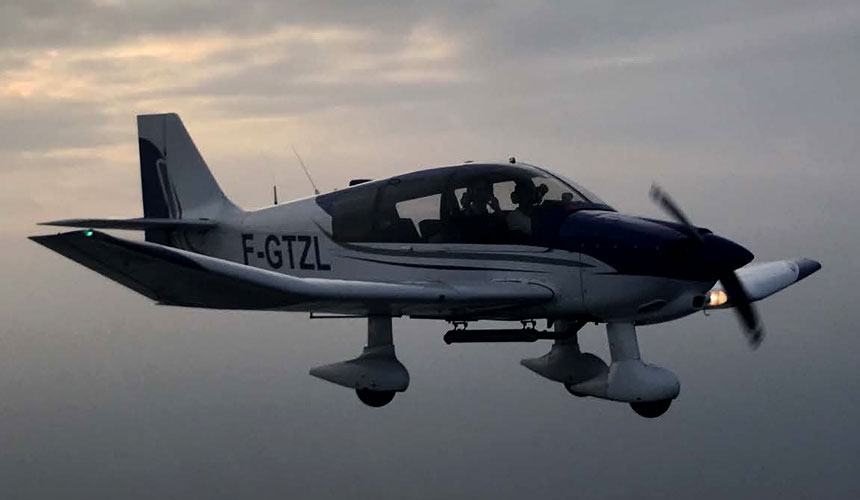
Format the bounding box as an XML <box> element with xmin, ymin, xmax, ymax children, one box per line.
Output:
<box><xmin>30</xmin><ymin>113</ymin><xmax>821</xmax><ymax>418</ymax></box>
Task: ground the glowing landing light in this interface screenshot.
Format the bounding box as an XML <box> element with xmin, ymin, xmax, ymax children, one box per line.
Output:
<box><xmin>707</xmin><ymin>289</ymin><xmax>728</xmax><ymax>307</ymax></box>
<box><xmin>84</xmin><ymin>229</ymin><xmax>94</xmax><ymax>237</ymax></box>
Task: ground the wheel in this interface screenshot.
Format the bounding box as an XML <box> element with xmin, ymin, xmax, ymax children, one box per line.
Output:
<box><xmin>564</xmin><ymin>383</ymin><xmax>587</xmax><ymax>397</ymax></box>
<box><xmin>629</xmin><ymin>399</ymin><xmax>672</xmax><ymax>418</ymax></box>
<box><xmin>356</xmin><ymin>389</ymin><xmax>396</xmax><ymax>407</ymax></box>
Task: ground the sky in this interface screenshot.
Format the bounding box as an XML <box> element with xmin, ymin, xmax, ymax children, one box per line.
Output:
<box><xmin>1</xmin><ymin>1</ymin><xmax>859</xmax><ymax>498</ymax></box>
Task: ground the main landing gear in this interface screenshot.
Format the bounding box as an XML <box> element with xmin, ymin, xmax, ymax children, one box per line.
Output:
<box><xmin>309</xmin><ymin>315</ymin><xmax>408</xmax><ymax>408</ymax></box>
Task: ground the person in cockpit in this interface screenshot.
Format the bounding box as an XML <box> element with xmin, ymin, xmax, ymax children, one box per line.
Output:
<box><xmin>460</xmin><ymin>179</ymin><xmax>501</xmax><ymax>216</ymax></box>
<box><xmin>506</xmin><ymin>178</ymin><xmax>547</xmax><ymax>236</ymax></box>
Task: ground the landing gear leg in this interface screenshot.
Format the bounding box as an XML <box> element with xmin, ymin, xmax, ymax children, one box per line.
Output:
<box><xmin>309</xmin><ymin>315</ymin><xmax>409</xmax><ymax>408</ymax></box>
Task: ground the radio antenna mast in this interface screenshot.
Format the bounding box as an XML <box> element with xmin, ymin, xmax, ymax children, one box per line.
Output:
<box><xmin>292</xmin><ymin>146</ymin><xmax>320</xmax><ymax>195</ymax></box>
<box><xmin>265</xmin><ymin>152</ymin><xmax>279</xmax><ymax>205</ymax></box>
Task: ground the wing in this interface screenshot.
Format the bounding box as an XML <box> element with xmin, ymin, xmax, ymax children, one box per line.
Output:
<box><xmin>29</xmin><ymin>230</ymin><xmax>553</xmax><ymax>317</ymax></box>
<box><xmin>707</xmin><ymin>258</ymin><xmax>821</xmax><ymax>309</ymax></box>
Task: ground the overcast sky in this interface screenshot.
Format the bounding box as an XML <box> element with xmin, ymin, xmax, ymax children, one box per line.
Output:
<box><xmin>1</xmin><ymin>1</ymin><xmax>858</xmax><ymax>499</ymax></box>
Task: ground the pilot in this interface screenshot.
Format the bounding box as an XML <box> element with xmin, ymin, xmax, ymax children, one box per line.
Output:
<box><xmin>506</xmin><ymin>178</ymin><xmax>547</xmax><ymax>235</ymax></box>
<box><xmin>460</xmin><ymin>179</ymin><xmax>501</xmax><ymax>216</ymax></box>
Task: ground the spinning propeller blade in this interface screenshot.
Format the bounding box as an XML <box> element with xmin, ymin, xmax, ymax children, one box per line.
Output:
<box><xmin>650</xmin><ymin>184</ymin><xmax>763</xmax><ymax>348</ymax></box>
<box><xmin>649</xmin><ymin>184</ymin><xmax>704</xmax><ymax>244</ymax></box>
<box><xmin>718</xmin><ymin>271</ymin><xmax>764</xmax><ymax>348</ymax></box>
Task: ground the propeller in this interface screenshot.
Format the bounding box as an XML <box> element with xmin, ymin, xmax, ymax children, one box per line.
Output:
<box><xmin>648</xmin><ymin>185</ymin><xmax>704</xmax><ymax>245</ymax></box>
<box><xmin>649</xmin><ymin>184</ymin><xmax>764</xmax><ymax>349</ymax></box>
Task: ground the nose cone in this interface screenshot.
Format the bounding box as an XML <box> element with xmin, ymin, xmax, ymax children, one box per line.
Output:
<box><xmin>703</xmin><ymin>234</ymin><xmax>754</xmax><ymax>272</ymax></box>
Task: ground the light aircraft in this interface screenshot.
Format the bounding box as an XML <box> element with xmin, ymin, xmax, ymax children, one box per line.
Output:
<box><xmin>31</xmin><ymin>113</ymin><xmax>821</xmax><ymax>418</ymax></box>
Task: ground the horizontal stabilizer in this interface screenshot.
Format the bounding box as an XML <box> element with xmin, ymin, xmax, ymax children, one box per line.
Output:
<box><xmin>38</xmin><ymin>218</ymin><xmax>217</xmax><ymax>231</ymax></box>
<box><xmin>29</xmin><ymin>230</ymin><xmax>553</xmax><ymax>315</ymax></box>
<box><xmin>708</xmin><ymin>258</ymin><xmax>821</xmax><ymax>309</ymax></box>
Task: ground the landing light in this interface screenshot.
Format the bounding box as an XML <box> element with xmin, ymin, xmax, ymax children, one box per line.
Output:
<box><xmin>707</xmin><ymin>290</ymin><xmax>728</xmax><ymax>307</ymax></box>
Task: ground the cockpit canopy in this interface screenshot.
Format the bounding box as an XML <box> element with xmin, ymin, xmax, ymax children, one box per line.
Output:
<box><xmin>317</xmin><ymin>163</ymin><xmax>614</xmax><ymax>246</ymax></box>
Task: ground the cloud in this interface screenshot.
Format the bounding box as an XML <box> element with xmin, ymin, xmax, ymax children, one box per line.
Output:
<box><xmin>1</xmin><ymin>0</ymin><xmax>858</xmax><ymax>226</ymax></box>
<box><xmin>0</xmin><ymin>99</ymin><xmax>117</xmax><ymax>153</ymax></box>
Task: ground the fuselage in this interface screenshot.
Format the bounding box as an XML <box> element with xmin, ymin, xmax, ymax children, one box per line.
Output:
<box><xmin>180</xmin><ymin>162</ymin><xmax>752</xmax><ymax>323</ymax></box>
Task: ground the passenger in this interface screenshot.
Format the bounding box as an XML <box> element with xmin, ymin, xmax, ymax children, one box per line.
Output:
<box><xmin>460</xmin><ymin>179</ymin><xmax>501</xmax><ymax>216</ymax></box>
<box><xmin>456</xmin><ymin>179</ymin><xmax>505</xmax><ymax>244</ymax></box>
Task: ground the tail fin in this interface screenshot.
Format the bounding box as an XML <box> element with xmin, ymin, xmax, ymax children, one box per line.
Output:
<box><xmin>137</xmin><ymin>113</ymin><xmax>237</xmax><ymax>244</ymax></box>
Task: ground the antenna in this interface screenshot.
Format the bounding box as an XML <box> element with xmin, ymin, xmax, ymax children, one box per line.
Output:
<box><xmin>270</xmin><ymin>164</ymin><xmax>278</xmax><ymax>205</ymax></box>
<box><xmin>292</xmin><ymin>146</ymin><xmax>320</xmax><ymax>195</ymax></box>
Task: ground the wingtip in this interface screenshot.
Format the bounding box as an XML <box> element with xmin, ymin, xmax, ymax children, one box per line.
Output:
<box><xmin>795</xmin><ymin>258</ymin><xmax>822</xmax><ymax>281</ymax></box>
<box><xmin>28</xmin><ymin>233</ymin><xmax>60</xmax><ymax>250</ymax></box>
<box><xmin>28</xmin><ymin>230</ymin><xmax>98</xmax><ymax>245</ymax></box>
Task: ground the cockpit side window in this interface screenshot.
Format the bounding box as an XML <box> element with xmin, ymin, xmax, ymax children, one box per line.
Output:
<box><xmin>326</xmin><ymin>183</ymin><xmax>379</xmax><ymax>242</ymax></box>
<box><xmin>374</xmin><ymin>172</ymin><xmax>451</xmax><ymax>243</ymax></box>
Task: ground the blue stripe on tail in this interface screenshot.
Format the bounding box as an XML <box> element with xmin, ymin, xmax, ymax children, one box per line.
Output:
<box><xmin>139</xmin><ymin>138</ymin><xmax>171</xmax><ymax>244</ymax></box>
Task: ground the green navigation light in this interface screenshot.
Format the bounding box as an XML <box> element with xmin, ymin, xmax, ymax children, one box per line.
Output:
<box><xmin>85</xmin><ymin>229</ymin><xmax>94</xmax><ymax>237</ymax></box>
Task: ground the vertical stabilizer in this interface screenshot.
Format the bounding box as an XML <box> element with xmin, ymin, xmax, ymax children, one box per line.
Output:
<box><xmin>137</xmin><ymin>113</ymin><xmax>237</xmax><ymax>244</ymax></box>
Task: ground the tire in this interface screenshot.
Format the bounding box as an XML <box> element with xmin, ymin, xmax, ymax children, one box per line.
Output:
<box><xmin>629</xmin><ymin>399</ymin><xmax>672</xmax><ymax>418</ymax></box>
<box><xmin>356</xmin><ymin>389</ymin><xmax>396</xmax><ymax>407</ymax></box>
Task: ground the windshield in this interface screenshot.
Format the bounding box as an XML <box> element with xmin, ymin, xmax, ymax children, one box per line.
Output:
<box><xmin>442</xmin><ymin>163</ymin><xmax>613</xmax><ymax>244</ymax></box>
<box><xmin>522</xmin><ymin>163</ymin><xmax>612</xmax><ymax>208</ymax></box>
